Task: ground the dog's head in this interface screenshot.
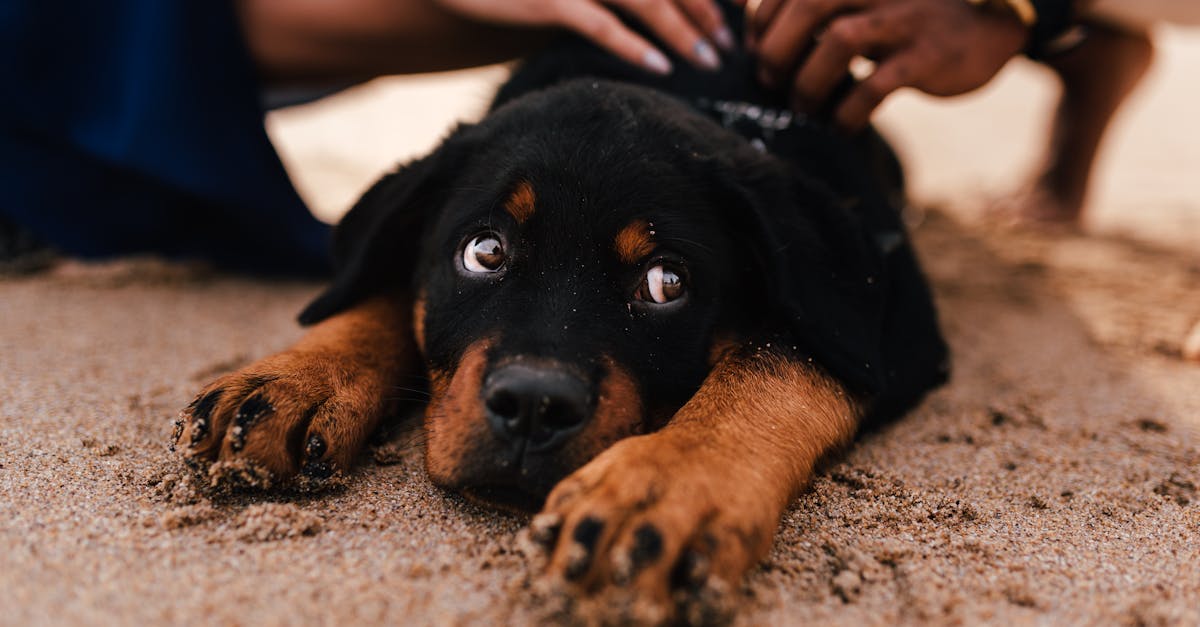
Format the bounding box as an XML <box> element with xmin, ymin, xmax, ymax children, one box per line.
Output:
<box><xmin>300</xmin><ymin>80</ymin><xmax>886</xmax><ymax>510</ymax></box>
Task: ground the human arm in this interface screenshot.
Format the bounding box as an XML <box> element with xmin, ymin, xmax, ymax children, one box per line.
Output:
<box><xmin>747</xmin><ymin>0</ymin><xmax>1077</xmax><ymax>130</ymax></box>
<box><xmin>237</xmin><ymin>0</ymin><xmax>734</xmax><ymax>85</ymax></box>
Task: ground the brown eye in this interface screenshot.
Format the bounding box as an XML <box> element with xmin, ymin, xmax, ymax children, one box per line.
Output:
<box><xmin>462</xmin><ymin>234</ymin><xmax>505</xmax><ymax>273</ymax></box>
<box><xmin>635</xmin><ymin>264</ymin><xmax>685</xmax><ymax>304</ymax></box>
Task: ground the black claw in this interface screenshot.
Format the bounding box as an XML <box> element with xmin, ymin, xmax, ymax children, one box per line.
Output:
<box><xmin>170</xmin><ymin>419</ymin><xmax>184</xmax><ymax>451</ymax></box>
<box><xmin>186</xmin><ymin>389</ymin><xmax>222</xmax><ymax>446</ymax></box>
<box><xmin>230</xmin><ymin>393</ymin><xmax>273</xmax><ymax>452</ymax></box>
<box><xmin>683</xmin><ymin>550</ymin><xmax>711</xmax><ymax>586</ymax></box>
<box><xmin>190</xmin><ymin>417</ymin><xmax>209</xmax><ymax>446</ymax></box>
<box><xmin>671</xmin><ymin>549</ymin><xmax>711</xmax><ymax>591</ymax></box>
<box><xmin>191</xmin><ymin>389</ymin><xmax>222</xmax><ymax>421</ymax></box>
<box><xmin>301</xmin><ymin>460</ymin><xmax>333</xmax><ymax>479</ymax></box>
<box><xmin>564</xmin><ymin>517</ymin><xmax>605</xmax><ymax>581</ymax></box>
<box><xmin>572</xmin><ymin>516</ymin><xmax>604</xmax><ymax>551</ymax></box>
<box><xmin>630</xmin><ymin>524</ymin><xmax>664</xmax><ymax>569</ymax></box>
<box><xmin>304</xmin><ymin>433</ymin><xmax>327</xmax><ymax>462</ymax></box>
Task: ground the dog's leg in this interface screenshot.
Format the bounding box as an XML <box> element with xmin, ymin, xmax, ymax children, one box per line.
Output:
<box><xmin>174</xmin><ymin>295</ymin><xmax>419</xmax><ymax>485</ymax></box>
<box><xmin>535</xmin><ymin>344</ymin><xmax>860</xmax><ymax>617</ymax></box>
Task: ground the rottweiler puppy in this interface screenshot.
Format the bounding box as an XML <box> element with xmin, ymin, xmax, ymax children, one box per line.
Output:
<box><xmin>174</xmin><ymin>7</ymin><xmax>948</xmax><ymax>618</ymax></box>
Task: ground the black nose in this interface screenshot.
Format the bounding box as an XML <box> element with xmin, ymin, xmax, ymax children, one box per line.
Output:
<box><xmin>483</xmin><ymin>363</ymin><xmax>593</xmax><ymax>452</ymax></box>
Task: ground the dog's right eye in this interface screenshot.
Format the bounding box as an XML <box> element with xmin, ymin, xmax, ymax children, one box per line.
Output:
<box><xmin>634</xmin><ymin>264</ymin><xmax>686</xmax><ymax>305</ymax></box>
<box><xmin>462</xmin><ymin>234</ymin><xmax>506</xmax><ymax>273</ymax></box>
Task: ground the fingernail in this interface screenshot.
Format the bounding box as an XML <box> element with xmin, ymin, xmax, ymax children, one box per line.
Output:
<box><xmin>694</xmin><ymin>40</ymin><xmax>721</xmax><ymax>70</ymax></box>
<box><xmin>642</xmin><ymin>49</ymin><xmax>673</xmax><ymax>75</ymax></box>
<box><xmin>712</xmin><ymin>26</ymin><xmax>736</xmax><ymax>52</ymax></box>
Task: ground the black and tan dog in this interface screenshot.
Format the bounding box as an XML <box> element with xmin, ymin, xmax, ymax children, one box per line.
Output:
<box><xmin>174</xmin><ymin>8</ymin><xmax>948</xmax><ymax>618</ymax></box>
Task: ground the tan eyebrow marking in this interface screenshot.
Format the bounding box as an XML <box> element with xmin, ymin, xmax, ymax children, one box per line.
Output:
<box><xmin>614</xmin><ymin>219</ymin><xmax>655</xmax><ymax>264</ymax></box>
<box><xmin>504</xmin><ymin>180</ymin><xmax>536</xmax><ymax>224</ymax></box>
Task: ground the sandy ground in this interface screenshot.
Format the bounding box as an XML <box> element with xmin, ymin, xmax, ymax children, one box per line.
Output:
<box><xmin>4</xmin><ymin>28</ymin><xmax>1200</xmax><ymax>626</ymax></box>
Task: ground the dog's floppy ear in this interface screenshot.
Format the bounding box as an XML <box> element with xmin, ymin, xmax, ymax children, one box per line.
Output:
<box><xmin>715</xmin><ymin>153</ymin><xmax>889</xmax><ymax>396</ymax></box>
<box><xmin>298</xmin><ymin>125</ymin><xmax>477</xmax><ymax>325</ymax></box>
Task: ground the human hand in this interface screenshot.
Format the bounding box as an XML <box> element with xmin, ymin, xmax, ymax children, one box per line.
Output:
<box><xmin>747</xmin><ymin>0</ymin><xmax>1031</xmax><ymax>130</ymax></box>
<box><xmin>435</xmin><ymin>0</ymin><xmax>737</xmax><ymax>75</ymax></box>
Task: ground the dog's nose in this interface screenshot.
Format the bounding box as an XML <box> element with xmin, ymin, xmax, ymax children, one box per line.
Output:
<box><xmin>483</xmin><ymin>363</ymin><xmax>592</xmax><ymax>451</ymax></box>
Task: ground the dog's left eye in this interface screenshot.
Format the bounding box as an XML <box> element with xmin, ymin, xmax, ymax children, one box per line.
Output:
<box><xmin>634</xmin><ymin>264</ymin><xmax>686</xmax><ymax>305</ymax></box>
<box><xmin>462</xmin><ymin>234</ymin><xmax>506</xmax><ymax>273</ymax></box>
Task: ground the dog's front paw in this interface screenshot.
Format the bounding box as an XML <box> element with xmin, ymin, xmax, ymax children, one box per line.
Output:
<box><xmin>533</xmin><ymin>433</ymin><xmax>782</xmax><ymax>624</ymax></box>
<box><xmin>173</xmin><ymin>350</ymin><xmax>392</xmax><ymax>488</ymax></box>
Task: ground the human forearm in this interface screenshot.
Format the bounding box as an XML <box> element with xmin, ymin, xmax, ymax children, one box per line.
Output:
<box><xmin>236</xmin><ymin>0</ymin><xmax>552</xmax><ymax>85</ymax></box>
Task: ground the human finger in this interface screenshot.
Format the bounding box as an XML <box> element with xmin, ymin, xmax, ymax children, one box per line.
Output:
<box><xmin>557</xmin><ymin>0</ymin><xmax>675</xmax><ymax>74</ymax></box>
<box><xmin>756</xmin><ymin>0</ymin><xmax>869</xmax><ymax>86</ymax></box>
<box><xmin>833</xmin><ymin>50</ymin><xmax>917</xmax><ymax>130</ymax></box>
<box><xmin>609</xmin><ymin>0</ymin><xmax>721</xmax><ymax>70</ymax></box>
<box><xmin>790</xmin><ymin>12</ymin><xmax>904</xmax><ymax>111</ymax></box>
<box><xmin>676</xmin><ymin>0</ymin><xmax>736</xmax><ymax>51</ymax></box>
<box><xmin>746</xmin><ymin>0</ymin><xmax>787</xmax><ymax>44</ymax></box>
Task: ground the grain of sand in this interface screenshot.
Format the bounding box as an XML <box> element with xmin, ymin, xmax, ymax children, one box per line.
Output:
<box><xmin>3</xmin><ymin>30</ymin><xmax>1199</xmax><ymax>626</ymax></box>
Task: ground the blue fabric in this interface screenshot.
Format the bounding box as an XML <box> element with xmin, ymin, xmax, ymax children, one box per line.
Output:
<box><xmin>0</xmin><ymin>0</ymin><xmax>330</xmax><ymax>274</ymax></box>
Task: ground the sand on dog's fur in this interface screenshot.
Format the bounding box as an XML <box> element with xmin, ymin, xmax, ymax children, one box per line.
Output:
<box><xmin>2</xmin><ymin>207</ymin><xmax>1198</xmax><ymax>625</ymax></box>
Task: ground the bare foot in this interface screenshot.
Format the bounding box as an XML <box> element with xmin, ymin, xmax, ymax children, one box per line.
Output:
<box><xmin>987</xmin><ymin>186</ymin><xmax>1086</xmax><ymax>234</ymax></box>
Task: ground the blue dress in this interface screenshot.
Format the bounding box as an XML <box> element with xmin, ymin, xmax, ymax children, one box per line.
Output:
<box><xmin>0</xmin><ymin>0</ymin><xmax>330</xmax><ymax>274</ymax></box>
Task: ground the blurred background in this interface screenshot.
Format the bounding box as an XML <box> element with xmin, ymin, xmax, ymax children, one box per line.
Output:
<box><xmin>268</xmin><ymin>26</ymin><xmax>1200</xmax><ymax>253</ymax></box>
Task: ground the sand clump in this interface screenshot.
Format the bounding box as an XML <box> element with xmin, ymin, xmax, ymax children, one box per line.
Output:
<box><xmin>226</xmin><ymin>503</ymin><xmax>324</xmax><ymax>542</ymax></box>
<box><xmin>146</xmin><ymin>461</ymin><xmax>326</xmax><ymax>540</ymax></box>
<box><xmin>147</xmin><ymin>469</ymin><xmax>206</xmax><ymax>506</ymax></box>
<box><xmin>204</xmin><ymin>459</ymin><xmax>277</xmax><ymax>491</ymax></box>
<box><xmin>160</xmin><ymin>503</ymin><xmax>219</xmax><ymax>530</ymax></box>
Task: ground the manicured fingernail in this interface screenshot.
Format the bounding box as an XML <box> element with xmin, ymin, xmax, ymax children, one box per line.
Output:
<box><xmin>712</xmin><ymin>26</ymin><xmax>736</xmax><ymax>52</ymax></box>
<box><xmin>694</xmin><ymin>40</ymin><xmax>721</xmax><ymax>70</ymax></box>
<box><xmin>642</xmin><ymin>49</ymin><xmax>673</xmax><ymax>75</ymax></box>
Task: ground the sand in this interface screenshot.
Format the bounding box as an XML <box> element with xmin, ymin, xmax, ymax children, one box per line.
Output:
<box><xmin>4</xmin><ymin>29</ymin><xmax>1200</xmax><ymax>627</ymax></box>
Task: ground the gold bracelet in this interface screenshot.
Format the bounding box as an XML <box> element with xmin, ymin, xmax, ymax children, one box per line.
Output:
<box><xmin>967</xmin><ymin>0</ymin><xmax>1038</xmax><ymax>26</ymax></box>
